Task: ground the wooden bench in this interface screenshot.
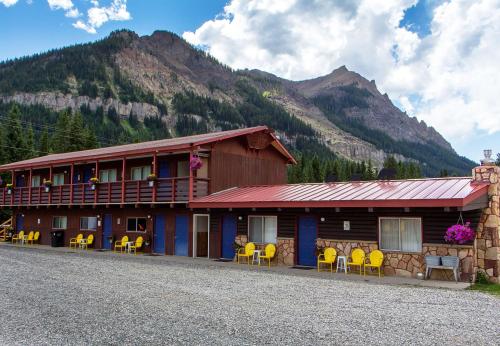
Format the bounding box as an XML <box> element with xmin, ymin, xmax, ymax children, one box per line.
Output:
<box><xmin>425</xmin><ymin>256</ymin><xmax>459</xmax><ymax>282</ymax></box>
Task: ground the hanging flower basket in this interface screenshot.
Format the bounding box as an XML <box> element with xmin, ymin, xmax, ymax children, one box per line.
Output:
<box><xmin>444</xmin><ymin>222</ymin><xmax>475</xmax><ymax>245</ymax></box>
<box><xmin>190</xmin><ymin>155</ymin><xmax>203</xmax><ymax>170</ymax></box>
<box><xmin>5</xmin><ymin>184</ymin><xmax>13</xmax><ymax>195</ymax></box>
<box><xmin>43</xmin><ymin>180</ymin><xmax>52</xmax><ymax>192</ymax></box>
<box><xmin>147</xmin><ymin>174</ymin><xmax>157</xmax><ymax>187</ymax></box>
<box><xmin>89</xmin><ymin>177</ymin><xmax>99</xmax><ymax>190</ymax></box>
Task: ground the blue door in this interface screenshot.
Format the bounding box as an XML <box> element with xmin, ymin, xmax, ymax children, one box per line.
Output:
<box><xmin>158</xmin><ymin>161</ymin><xmax>170</xmax><ymax>178</ymax></box>
<box><xmin>15</xmin><ymin>175</ymin><xmax>25</xmax><ymax>187</ymax></box>
<box><xmin>298</xmin><ymin>216</ymin><xmax>317</xmax><ymax>266</ymax></box>
<box><xmin>102</xmin><ymin>214</ymin><xmax>112</xmax><ymax>250</ymax></box>
<box><xmin>16</xmin><ymin>213</ymin><xmax>24</xmax><ymax>232</ymax></box>
<box><xmin>222</xmin><ymin>215</ymin><xmax>237</xmax><ymax>259</ymax></box>
<box><xmin>153</xmin><ymin>215</ymin><xmax>166</xmax><ymax>254</ymax></box>
<box><xmin>82</xmin><ymin>167</ymin><xmax>93</xmax><ymax>183</ymax></box>
<box><xmin>175</xmin><ymin>215</ymin><xmax>189</xmax><ymax>256</ymax></box>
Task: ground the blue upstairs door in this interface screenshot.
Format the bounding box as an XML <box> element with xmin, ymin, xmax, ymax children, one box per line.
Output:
<box><xmin>82</xmin><ymin>167</ymin><xmax>93</xmax><ymax>183</ymax></box>
<box><xmin>222</xmin><ymin>215</ymin><xmax>237</xmax><ymax>259</ymax></box>
<box><xmin>298</xmin><ymin>216</ymin><xmax>317</xmax><ymax>266</ymax></box>
<box><xmin>158</xmin><ymin>160</ymin><xmax>170</xmax><ymax>178</ymax></box>
<box><xmin>16</xmin><ymin>214</ymin><xmax>24</xmax><ymax>232</ymax></box>
<box><xmin>175</xmin><ymin>215</ymin><xmax>189</xmax><ymax>256</ymax></box>
<box><xmin>15</xmin><ymin>175</ymin><xmax>25</xmax><ymax>187</ymax></box>
<box><xmin>153</xmin><ymin>215</ymin><xmax>166</xmax><ymax>254</ymax></box>
<box><xmin>102</xmin><ymin>214</ymin><xmax>112</xmax><ymax>250</ymax></box>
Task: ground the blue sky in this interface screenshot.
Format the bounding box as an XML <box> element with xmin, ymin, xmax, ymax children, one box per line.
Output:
<box><xmin>0</xmin><ymin>0</ymin><xmax>498</xmax><ymax>162</ymax></box>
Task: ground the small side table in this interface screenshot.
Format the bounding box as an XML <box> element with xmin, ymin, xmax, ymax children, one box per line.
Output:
<box><xmin>336</xmin><ymin>255</ymin><xmax>348</xmax><ymax>274</ymax></box>
<box><xmin>252</xmin><ymin>250</ymin><xmax>262</xmax><ymax>265</ymax></box>
<box><xmin>125</xmin><ymin>241</ymin><xmax>135</xmax><ymax>253</ymax></box>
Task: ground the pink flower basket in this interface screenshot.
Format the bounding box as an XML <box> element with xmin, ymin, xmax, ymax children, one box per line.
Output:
<box><xmin>190</xmin><ymin>155</ymin><xmax>203</xmax><ymax>170</ymax></box>
<box><xmin>444</xmin><ymin>222</ymin><xmax>475</xmax><ymax>245</ymax></box>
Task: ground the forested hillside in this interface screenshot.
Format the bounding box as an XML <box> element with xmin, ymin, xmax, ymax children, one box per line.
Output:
<box><xmin>0</xmin><ymin>29</ymin><xmax>477</xmax><ymax>178</ymax></box>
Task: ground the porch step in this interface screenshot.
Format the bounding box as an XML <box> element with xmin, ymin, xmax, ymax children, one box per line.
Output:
<box><xmin>0</xmin><ymin>217</ymin><xmax>13</xmax><ymax>242</ymax></box>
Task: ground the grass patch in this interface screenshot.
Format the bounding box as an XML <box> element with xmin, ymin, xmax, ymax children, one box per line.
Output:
<box><xmin>468</xmin><ymin>283</ymin><xmax>500</xmax><ymax>297</ymax></box>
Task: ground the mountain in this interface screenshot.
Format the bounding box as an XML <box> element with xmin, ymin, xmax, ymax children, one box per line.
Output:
<box><xmin>0</xmin><ymin>29</ymin><xmax>475</xmax><ymax>176</ymax></box>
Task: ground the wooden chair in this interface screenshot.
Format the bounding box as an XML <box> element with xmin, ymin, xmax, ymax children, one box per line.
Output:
<box><xmin>347</xmin><ymin>248</ymin><xmax>366</xmax><ymax>275</ymax></box>
<box><xmin>317</xmin><ymin>247</ymin><xmax>337</xmax><ymax>272</ymax></box>
<box><xmin>27</xmin><ymin>231</ymin><xmax>40</xmax><ymax>245</ymax></box>
<box><xmin>129</xmin><ymin>236</ymin><xmax>143</xmax><ymax>255</ymax></box>
<box><xmin>364</xmin><ymin>250</ymin><xmax>384</xmax><ymax>278</ymax></box>
<box><xmin>11</xmin><ymin>230</ymin><xmax>24</xmax><ymax>244</ymax></box>
<box><xmin>114</xmin><ymin>235</ymin><xmax>128</xmax><ymax>253</ymax></box>
<box><xmin>237</xmin><ymin>242</ymin><xmax>255</xmax><ymax>265</ymax></box>
<box><xmin>258</xmin><ymin>244</ymin><xmax>276</xmax><ymax>268</ymax></box>
<box><xmin>80</xmin><ymin>234</ymin><xmax>94</xmax><ymax>250</ymax></box>
<box><xmin>69</xmin><ymin>234</ymin><xmax>83</xmax><ymax>249</ymax></box>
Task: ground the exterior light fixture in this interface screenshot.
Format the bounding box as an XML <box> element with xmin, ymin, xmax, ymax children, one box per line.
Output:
<box><xmin>320</xmin><ymin>217</ymin><xmax>325</xmax><ymax>222</ymax></box>
<box><xmin>238</xmin><ymin>216</ymin><xmax>243</xmax><ymax>221</ymax></box>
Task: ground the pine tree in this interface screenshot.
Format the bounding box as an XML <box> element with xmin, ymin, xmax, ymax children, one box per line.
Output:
<box><xmin>39</xmin><ymin>128</ymin><xmax>50</xmax><ymax>155</ymax></box>
<box><xmin>25</xmin><ymin>124</ymin><xmax>36</xmax><ymax>159</ymax></box>
<box><xmin>51</xmin><ymin>109</ymin><xmax>71</xmax><ymax>153</ymax></box>
<box><xmin>4</xmin><ymin>104</ymin><xmax>29</xmax><ymax>163</ymax></box>
<box><xmin>68</xmin><ymin>112</ymin><xmax>86</xmax><ymax>151</ymax></box>
<box><xmin>383</xmin><ymin>156</ymin><xmax>398</xmax><ymax>170</ymax></box>
<box><xmin>82</xmin><ymin>128</ymin><xmax>98</xmax><ymax>149</ymax></box>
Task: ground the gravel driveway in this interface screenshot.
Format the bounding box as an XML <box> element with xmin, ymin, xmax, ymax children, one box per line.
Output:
<box><xmin>0</xmin><ymin>246</ymin><xmax>498</xmax><ymax>346</ymax></box>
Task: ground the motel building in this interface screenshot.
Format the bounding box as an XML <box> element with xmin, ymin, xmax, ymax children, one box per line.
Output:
<box><xmin>0</xmin><ymin>126</ymin><xmax>499</xmax><ymax>283</ymax></box>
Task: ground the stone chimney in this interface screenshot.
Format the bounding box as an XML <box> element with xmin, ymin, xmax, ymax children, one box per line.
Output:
<box><xmin>472</xmin><ymin>160</ymin><xmax>500</xmax><ymax>283</ymax></box>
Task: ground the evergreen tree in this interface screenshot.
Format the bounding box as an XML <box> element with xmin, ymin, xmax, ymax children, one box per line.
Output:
<box><xmin>39</xmin><ymin>128</ymin><xmax>50</xmax><ymax>155</ymax></box>
<box><xmin>4</xmin><ymin>104</ymin><xmax>29</xmax><ymax>163</ymax></box>
<box><xmin>68</xmin><ymin>112</ymin><xmax>86</xmax><ymax>151</ymax></box>
<box><xmin>25</xmin><ymin>124</ymin><xmax>36</xmax><ymax>159</ymax></box>
<box><xmin>496</xmin><ymin>153</ymin><xmax>500</xmax><ymax>166</ymax></box>
<box><xmin>51</xmin><ymin>109</ymin><xmax>71</xmax><ymax>153</ymax></box>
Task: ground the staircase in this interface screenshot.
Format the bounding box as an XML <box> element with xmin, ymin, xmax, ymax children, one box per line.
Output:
<box><xmin>0</xmin><ymin>217</ymin><xmax>12</xmax><ymax>242</ymax></box>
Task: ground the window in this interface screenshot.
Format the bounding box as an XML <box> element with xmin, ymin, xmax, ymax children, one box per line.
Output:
<box><xmin>52</xmin><ymin>216</ymin><xmax>67</xmax><ymax>230</ymax></box>
<box><xmin>379</xmin><ymin>218</ymin><xmax>422</xmax><ymax>252</ymax></box>
<box><xmin>80</xmin><ymin>217</ymin><xmax>97</xmax><ymax>231</ymax></box>
<box><xmin>127</xmin><ymin>217</ymin><xmax>147</xmax><ymax>232</ymax></box>
<box><xmin>131</xmin><ymin>166</ymin><xmax>151</xmax><ymax>181</ymax></box>
<box><xmin>31</xmin><ymin>175</ymin><xmax>41</xmax><ymax>187</ymax></box>
<box><xmin>248</xmin><ymin>216</ymin><xmax>277</xmax><ymax>244</ymax></box>
<box><xmin>177</xmin><ymin>161</ymin><xmax>189</xmax><ymax>177</ymax></box>
<box><xmin>53</xmin><ymin>173</ymin><xmax>65</xmax><ymax>186</ymax></box>
<box><xmin>99</xmin><ymin>169</ymin><xmax>117</xmax><ymax>183</ymax></box>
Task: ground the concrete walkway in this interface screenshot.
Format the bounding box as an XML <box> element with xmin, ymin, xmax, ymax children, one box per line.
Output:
<box><xmin>0</xmin><ymin>242</ymin><xmax>471</xmax><ymax>290</ymax></box>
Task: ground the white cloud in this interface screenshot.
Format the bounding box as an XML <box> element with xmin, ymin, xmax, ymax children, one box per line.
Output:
<box><xmin>0</xmin><ymin>0</ymin><xmax>19</xmax><ymax>6</ymax></box>
<box><xmin>74</xmin><ymin>0</ymin><xmax>131</xmax><ymax>34</ymax></box>
<box><xmin>47</xmin><ymin>0</ymin><xmax>80</xmax><ymax>18</ymax></box>
<box><xmin>184</xmin><ymin>0</ymin><xmax>500</xmax><ymax>153</ymax></box>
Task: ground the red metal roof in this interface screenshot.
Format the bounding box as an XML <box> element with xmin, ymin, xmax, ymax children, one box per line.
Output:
<box><xmin>0</xmin><ymin>126</ymin><xmax>296</xmax><ymax>171</ymax></box>
<box><xmin>190</xmin><ymin>177</ymin><xmax>489</xmax><ymax>209</ymax></box>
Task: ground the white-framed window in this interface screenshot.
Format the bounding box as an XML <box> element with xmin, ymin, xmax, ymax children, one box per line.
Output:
<box><xmin>80</xmin><ymin>217</ymin><xmax>97</xmax><ymax>231</ymax></box>
<box><xmin>131</xmin><ymin>166</ymin><xmax>151</xmax><ymax>181</ymax></box>
<box><xmin>52</xmin><ymin>216</ymin><xmax>67</xmax><ymax>230</ymax></box>
<box><xmin>99</xmin><ymin>169</ymin><xmax>117</xmax><ymax>183</ymax></box>
<box><xmin>248</xmin><ymin>215</ymin><xmax>277</xmax><ymax>244</ymax></box>
<box><xmin>379</xmin><ymin>217</ymin><xmax>422</xmax><ymax>252</ymax></box>
<box><xmin>53</xmin><ymin>173</ymin><xmax>65</xmax><ymax>186</ymax></box>
<box><xmin>127</xmin><ymin>217</ymin><xmax>147</xmax><ymax>232</ymax></box>
<box><xmin>31</xmin><ymin>175</ymin><xmax>41</xmax><ymax>187</ymax></box>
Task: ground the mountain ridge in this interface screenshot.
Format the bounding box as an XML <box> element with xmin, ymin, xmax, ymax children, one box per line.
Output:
<box><xmin>0</xmin><ymin>29</ymin><xmax>475</xmax><ymax>175</ymax></box>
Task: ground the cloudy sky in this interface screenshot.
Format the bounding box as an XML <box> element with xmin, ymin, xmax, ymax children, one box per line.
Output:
<box><xmin>1</xmin><ymin>0</ymin><xmax>499</xmax><ymax>161</ymax></box>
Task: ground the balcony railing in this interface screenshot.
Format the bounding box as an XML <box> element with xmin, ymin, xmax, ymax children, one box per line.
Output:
<box><xmin>1</xmin><ymin>177</ymin><xmax>209</xmax><ymax>206</ymax></box>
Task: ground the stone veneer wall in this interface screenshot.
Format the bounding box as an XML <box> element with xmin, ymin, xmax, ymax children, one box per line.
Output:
<box><xmin>473</xmin><ymin>165</ymin><xmax>500</xmax><ymax>283</ymax></box>
<box><xmin>234</xmin><ymin>235</ymin><xmax>295</xmax><ymax>266</ymax></box>
<box><xmin>316</xmin><ymin>239</ymin><xmax>474</xmax><ymax>281</ymax></box>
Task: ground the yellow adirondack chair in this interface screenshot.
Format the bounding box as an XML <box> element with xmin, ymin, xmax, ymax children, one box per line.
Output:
<box><xmin>27</xmin><ymin>231</ymin><xmax>40</xmax><ymax>245</ymax></box>
<box><xmin>80</xmin><ymin>234</ymin><xmax>94</xmax><ymax>250</ymax></box>
<box><xmin>12</xmin><ymin>230</ymin><xmax>24</xmax><ymax>244</ymax></box>
<box><xmin>317</xmin><ymin>247</ymin><xmax>337</xmax><ymax>272</ymax></box>
<box><xmin>114</xmin><ymin>235</ymin><xmax>128</xmax><ymax>253</ymax></box>
<box><xmin>69</xmin><ymin>234</ymin><xmax>83</xmax><ymax>249</ymax></box>
<box><xmin>237</xmin><ymin>242</ymin><xmax>255</xmax><ymax>265</ymax></box>
<box><xmin>258</xmin><ymin>243</ymin><xmax>276</xmax><ymax>268</ymax></box>
<box><xmin>129</xmin><ymin>236</ymin><xmax>143</xmax><ymax>255</ymax></box>
<box><xmin>347</xmin><ymin>248</ymin><xmax>366</xmax><ymax>275</ymax></box>
<box><xmin>25</xmin><ymin>231</ymin><xmax>34</xmax><ymax>245</ymax></box>
<box><xmin>364</xmin><ymin>250</ymin><xmax>384</xmax><ymax>277</ymax></box>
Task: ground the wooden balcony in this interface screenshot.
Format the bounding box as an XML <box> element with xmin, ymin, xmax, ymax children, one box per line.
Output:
<box><xmin>0</xmin><ymin>177</ymin><xmax>209</xmax><ymax>207</ymax></box>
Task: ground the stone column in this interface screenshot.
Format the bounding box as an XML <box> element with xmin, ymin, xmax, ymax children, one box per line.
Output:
<box><xmin>473</xmin><ymin>165</ymin><xmax>500</xmax><ymax>283</ymax></box>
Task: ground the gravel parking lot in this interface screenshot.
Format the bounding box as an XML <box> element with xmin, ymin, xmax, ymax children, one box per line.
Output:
<box><xmin>0</xmin><ymin>246</ymin><xmax>498</xmax><ymax>345</ymax></box>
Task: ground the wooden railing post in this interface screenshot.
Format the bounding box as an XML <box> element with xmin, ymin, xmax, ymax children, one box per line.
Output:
<box><xmin>172</xmin><ymin>178</ymin><xmax>176</xmax><ymax>202</ymax></box>
<box><xmin>152</xmin><ymin>153</ymin><xmax>157</xmax><ymax>203</ymax></box>
<box><xmin>121</xmin><ymin>158</ymin><xmax>126</xmax><ymax>205</ymax></box>
<box><xmin>70</xmin><ymin>163</ymin><xmax>74</xmax><ymax>205</ymax></box>
<box><xmin>28</xmin><ymin>168</ymin><xmax>32</xmax><ymax>205</ymax></box>
<box><xmin>94</xmin><ymin>161</ymin><xmax>99</xmax><ymax>205</ymax></box>
<box><xmin>188</xmin><ymin>151</ymin><xmax>194</xmax><ymax>202</ymax></box>
<box><xmin>10</xmin><ymin>170</ymin><xmax>14</xmax><ymax>206</ymax></box>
